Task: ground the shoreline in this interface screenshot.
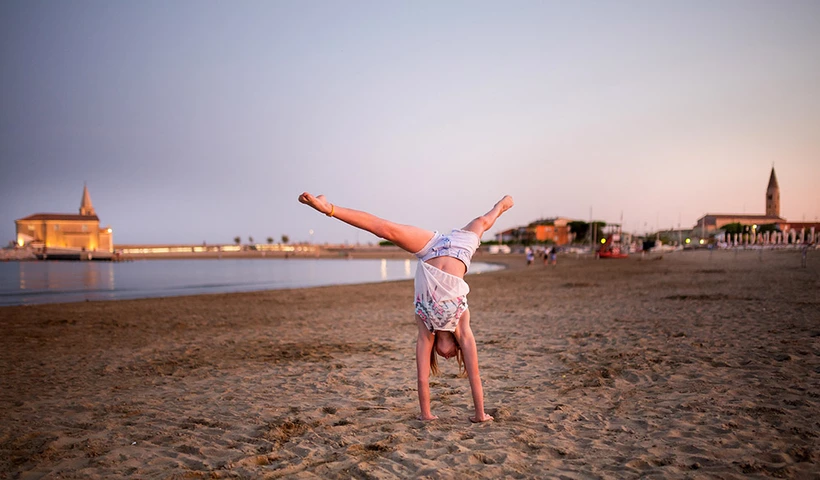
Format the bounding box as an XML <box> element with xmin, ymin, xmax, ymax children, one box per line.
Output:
<box><xmin>0</xmin><ymin>255</ymin><xmax>515</xmax><ymax>308</ymax></box>
<box><xmin>1</xmin><ymin>249</ymin><xmax>817</xmax><ymax>478</ymax></box>
<box><xmin>0</xmin><ymin>249</ymin><xmax>813</xmax><ymax>309</ymax></box>
<box><xmin>4</xmin><ymin>243</ymin><xmax>815</xmax><ymax>265</ymax></box>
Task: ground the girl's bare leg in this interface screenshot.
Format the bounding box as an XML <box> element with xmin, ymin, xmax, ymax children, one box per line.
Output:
<box><xmin>462</xmin><ymin>195</ymin><xmax>514</xmax><ymax>238</ymax></box>
<box><xmin>299</xmin><ymin>193</ymin><xmax>434</xmax><ymax>254</ymax></box>
<box><xmin>452</xmin><ymin>310</ymin><xmax>493</xmax><ymax>423</ymax></box>
<box><xmin>415</xmin><ymin>316</ymin><xmax>438</xmax><ymax>421</ymax></box>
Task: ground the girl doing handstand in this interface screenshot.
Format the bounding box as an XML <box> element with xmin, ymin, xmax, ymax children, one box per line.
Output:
<box><xmin>298</xmin><ymin>193</ymin><xmax>513</xmax><ymax>422</ymax></box>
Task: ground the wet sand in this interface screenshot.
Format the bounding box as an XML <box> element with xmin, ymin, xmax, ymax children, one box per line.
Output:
<box><xmin>1</xmin><ymin>249</ymin><xmax>818</xmax><ymax>479</ymax></box>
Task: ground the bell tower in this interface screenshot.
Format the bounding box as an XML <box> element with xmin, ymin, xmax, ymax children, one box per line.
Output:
<box><xmin>765</xmin><ymin>167</ymin><xmax>779</xmax><ymax>217</ymax></box>
<box><xmin>79</xmin><ymin>183</ymin><xmax>96</xmax><ymax>216</ymax></box>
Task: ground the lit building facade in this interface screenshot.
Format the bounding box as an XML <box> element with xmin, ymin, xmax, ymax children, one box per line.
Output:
<box><xmin>15</xmin><ymin>185</ymin><xmax>113</xmax><ymax>252</ymax></box>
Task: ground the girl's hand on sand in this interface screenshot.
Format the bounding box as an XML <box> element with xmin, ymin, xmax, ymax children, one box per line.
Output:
<box><xmin>418</xmin><ymin>414</ymin><xmax>439</xmax><ymax>421</ymax></box>
<box><xmin>469</xmin><ymin>413</ymin><xmax>494</xmax><ymax>423</ymax></box>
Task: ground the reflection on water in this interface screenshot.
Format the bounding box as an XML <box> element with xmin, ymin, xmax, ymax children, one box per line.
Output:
<box><xmin>17</xmin><ymin>261</ymin><xmax>115</xmax><ymax>292</ymax></box>
<box><xmin>0</xmin><ymin>258</ymin><xmax>503</xmax><ymax>306</ymax></box>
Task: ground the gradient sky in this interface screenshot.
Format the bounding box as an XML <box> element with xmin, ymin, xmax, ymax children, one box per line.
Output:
<box><xmin>2</xmin><ymin>1</ymin><xmax>818</xmax><ymax>246</ymax></box>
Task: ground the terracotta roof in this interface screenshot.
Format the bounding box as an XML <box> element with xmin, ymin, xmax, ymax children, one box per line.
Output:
<box><xmin>783</xmin><ymin>222</ymin><xmax>820</xmax><ymax>229</ymax></box>
<box><xmin>16</xmin><ymin>214</ymin><xmax>100</xmax><ymax>222</ymax></box>
<box><xmin>703</xmin><ymin>214</ymin><xmax>785</xmax><ymax>220</ymax></box>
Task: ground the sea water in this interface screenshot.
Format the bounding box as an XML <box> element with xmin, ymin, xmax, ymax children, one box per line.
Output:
<box><xmin>0</xmin><ymin>258</ymin><xmax>503</xmax><ymax>306</ymax></box>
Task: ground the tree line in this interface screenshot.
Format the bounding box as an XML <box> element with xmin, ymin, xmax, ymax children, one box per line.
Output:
<box><xmin>233</xmin><ymin>235</ymin><xmax>290</xmax><ymax>246</ymax></box>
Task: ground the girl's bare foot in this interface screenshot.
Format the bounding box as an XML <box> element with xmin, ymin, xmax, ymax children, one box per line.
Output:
<box><xmin>298</xmin><ymin>192</ymin><xmax>332</xmax><ymax>215</ymax></box>
<box><xmin>469</xmin><ymin>413</ymin><xmax>494</xmax><ymax>423</ymax></box>
<box><xmin>496</xmin><ymin>195</ymin><xmax>514</xmax><ymax>214</ymax></box>
<box><xmin>418</xmin><ymin>414</ymin><xmax>439</xmax><ymax>421</ymax></box>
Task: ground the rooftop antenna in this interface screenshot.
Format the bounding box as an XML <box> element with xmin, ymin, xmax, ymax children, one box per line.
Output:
<box><xmin>678</xmin><ymin>212</ymin><xmax>682</xmax><ymax>245</ymax></box>
<box><xmin>589</xmin><ymin>206</ymin><xmax>595</xmax><ymax>249</ymax></box>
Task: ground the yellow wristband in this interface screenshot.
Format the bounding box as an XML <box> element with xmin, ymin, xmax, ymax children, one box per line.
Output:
<box><xmin>327</xmin><ymin>204</ymin><xmax>335</xmax><ymax>217</ymax></box>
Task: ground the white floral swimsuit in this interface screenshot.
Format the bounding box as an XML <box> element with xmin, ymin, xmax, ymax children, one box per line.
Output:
<box><xmin>413</xmin><ymin>230</ymin><xmax>480</xmax><ymax>332</ymax></box>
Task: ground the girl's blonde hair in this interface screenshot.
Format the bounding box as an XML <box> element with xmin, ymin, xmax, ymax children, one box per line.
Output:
<box><xmin>430</xmin><ymin>337</ymin><xmax>466</xmax><ymax>377</ymax></box>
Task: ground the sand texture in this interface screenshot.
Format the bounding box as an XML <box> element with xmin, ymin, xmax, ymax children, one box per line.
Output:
<box><xmin>1</xmin><ymin>249</ymin><xmax>818</xmax><ymax>479</ymax></box>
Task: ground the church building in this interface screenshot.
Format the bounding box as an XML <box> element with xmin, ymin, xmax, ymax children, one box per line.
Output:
<box><xmin>693</xmin><ymin>168</ymin><xmax>786</xmax><ymax>234</ymax></box>
<box><xmin>15</xmin><ymin>185</ymin><xmax>113</xmax><ymax>252</ymax></box>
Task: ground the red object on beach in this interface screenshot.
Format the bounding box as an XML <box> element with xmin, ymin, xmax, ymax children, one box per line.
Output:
<box><xmin>597</xmin><ymin>233</ymin><xmax>629</xmax><ymax>259</ymax></box>
<box><xmin>598</xmin><ymin>248</ymin><xmax>629</xmax><ymax>259</ymax></box>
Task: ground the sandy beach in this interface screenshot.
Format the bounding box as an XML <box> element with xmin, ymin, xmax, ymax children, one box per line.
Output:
<box><xmin>1</xmin><ymin>249</ymin><xmax>817</xmax><ymax>479</ymax></box>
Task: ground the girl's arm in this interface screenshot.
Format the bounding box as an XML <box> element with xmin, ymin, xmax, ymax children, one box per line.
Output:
<box><xmin>415</xmin><ymin>317</ymin><xmax>438</xmax><ymax>421</ymax></box>
<box><xmin>454</xmin><ymin>310</ymin><xmax>493</xmax><ymax>423</ymax></box>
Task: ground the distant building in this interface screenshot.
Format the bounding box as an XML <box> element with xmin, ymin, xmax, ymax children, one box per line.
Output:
<box><xmin>765</xmin><ymin>166</ymin><xmax>780</xmax><ymax>217</ymax></box>
<box><xmin>496</xmin><ymin>227</ymin><xmax>523</xmax><ymax>244</ymax></box>
<box><xmin>497</xmin><ymin>217</ymin><xmax>573</xmax><ymax>245</ymax></box>
<box><xmin>692</xmin><ymin>167</ymin><xmax>819</xmax><ymax>242</ymax></box>
<box><xmin>15</xmin><ymin>185</ymin><xmax>113</xmax><ymax>252</ymax></box>
<box><xmin>531</xmin><ymin>217</ymin><xmax>573</xmax><ymax>245</ymax></box>
<box><xmin>692</xmin><ymin>213</ymin><xmax>785</xmax><ymax>235</ymax></box>
<box><xmin>693</xmin><ymin>167</ymin><xmax>786</xmax><ymax>234</ymax></box>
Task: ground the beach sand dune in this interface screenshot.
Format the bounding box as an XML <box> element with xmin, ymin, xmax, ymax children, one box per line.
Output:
<box><xmin>1</xmin><ymin>249</ymin><xmax>818</xmax><ymax>478</ymax></box>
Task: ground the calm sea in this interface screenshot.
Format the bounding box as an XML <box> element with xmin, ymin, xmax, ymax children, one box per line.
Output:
<box><xmin>0</xmin><ymin>258</ymin><xmax>503</xmax><ymax>307</ymax></box>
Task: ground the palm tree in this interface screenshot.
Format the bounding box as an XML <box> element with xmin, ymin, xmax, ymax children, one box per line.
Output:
<box><xmin>248</xmin><ymin>236</ymin><xmax>254</xmax><ymax>245</ymax></box>
<box><xmin>234</xmin><ymin>236</ymin><xmax>241</xmax><ymax>246</ymax></box>
<box><xmin>281</xmin><ymin>234</ymin><xmax>289</xmax><ymax>244</ymax></box>
<box><xmin>267</xmin><ymin>237</ymin><xmax>274</xmax><ymax>245</ymax></box>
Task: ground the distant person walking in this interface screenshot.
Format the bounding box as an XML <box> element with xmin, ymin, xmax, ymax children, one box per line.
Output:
<box><xmin>298</xmin><ymin>192</ymin><xmax>514</xmax><ymax>423</ymax></box>
<box><xmin>525</xmin><ymin>247</ymin><xmax>534</xmax><ymax>266</ymax></box>
<box><xmin>549</xmin><ymin>246</ymin><xmax>558</xmax><ymax>266</ymax></box>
